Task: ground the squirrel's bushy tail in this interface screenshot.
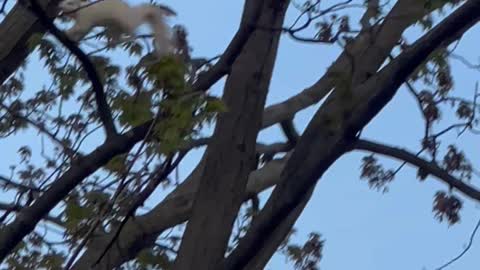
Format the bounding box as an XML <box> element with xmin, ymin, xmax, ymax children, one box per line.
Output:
<box><xmin>140</xmin><ymin>4</ymin><xmax>176</xmax><ymax>58</ymax></box>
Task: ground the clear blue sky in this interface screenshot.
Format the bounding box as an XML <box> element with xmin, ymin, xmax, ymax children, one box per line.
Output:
<box><xmin>1</xmin><ymin>1</ymin><xmax>480</xmax><ymax>269</ymax></box>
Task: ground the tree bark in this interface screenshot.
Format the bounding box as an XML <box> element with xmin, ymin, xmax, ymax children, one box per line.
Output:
<box><xmin>261</xmin><ymin>0</ymin><xmax>446</xmax><ymax>129</ymax></box>
<box><xmin>171</xmin><ymin>1</ymin><xmax>289</xmax><ymax>269</ymax></box>
<box><xmin>0</xmin><ymin>0</ymin><xmax>58</xmax><ymax>84</ymax></box>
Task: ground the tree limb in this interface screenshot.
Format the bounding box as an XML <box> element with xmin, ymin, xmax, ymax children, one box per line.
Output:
<box><xmin>23</xmin><ymin>0</ymin><xmax>117</xmax><ymax>138</ymax></box>
<box><xmin>191</xmin><ymin>0</ymin><xmax>263</xmax><ymax>92</ymax></box>
<box><xmin>280</xmin><ymin>118</ymin><xmax>299</xmax><ymax>146</ymax></box>
<box><xmin>0</xmin><ymin>0</ymin><xmax>51</xmax><ymax>84</ymax></box>
<box><xmin>71</xmin><ymin>153</ymin><xmax>289</xmax><ymax>269</ymax></box>
<box><xmin>260</xmin><ymin>0</ymin><xmax>446</xmax><ymax>129</ymax></box>
<box><xmin>0</xmin><ymin>121</ymin><xmax>152</xmax><ymax>262</ymax></box>
<box><xmin>224</xmin><ymin>2</ymin><xmax>480</xmax><ymax>269</ymax></box>
<box><xmin>353</xmin><ymin>139</ymin><xmax>480</xmax><ymax>201</ymax></box>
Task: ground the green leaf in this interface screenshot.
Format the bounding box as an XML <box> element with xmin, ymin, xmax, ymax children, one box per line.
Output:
<box><xmin>113</xmin><ymin>92</ymin><xmax>153</xmax><ymax>127</ymax></box>
<box><xmin>205</xmin><ymin>98</ymin><xmax>227</xmax><ymax>113</ymax></box>
<box><xmin>104</xmin><ymin>154</ymin><xmax>127</xmax><ymax>174</ymax></box>
<box><xmin>64</xmin><ymin>200</ymin><xmax>91</xmax><ymax>230</ymax></box>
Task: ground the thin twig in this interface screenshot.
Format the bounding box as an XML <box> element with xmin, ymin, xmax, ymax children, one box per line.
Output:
<box><xmin>93</xmin><ymin>152</ymin><xmax>186</xmax><ymax>267</ymax></box>
<box><xmin>436</xmin><ymin>217</ymin><xmax>480</xmax><ymax>270</ymax></box>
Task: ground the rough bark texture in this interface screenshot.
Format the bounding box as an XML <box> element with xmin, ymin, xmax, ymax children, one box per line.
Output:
<box><xmin>0</xmin><ymin>0</ymin><xmax>58</xmax><ymax>84</ymax></box>
<box><xmin>172</xmin><ymin>1</ymin><xmax>289</xmax><ymax>269</ymax></box>
<box><xmin>242</xmin><ymin>188</ymin><xmax>313</xmax><ymax>270</ymax></box>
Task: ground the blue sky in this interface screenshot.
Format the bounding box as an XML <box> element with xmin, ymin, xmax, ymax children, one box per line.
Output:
<box><xmin>1</xmin><ymin>0</ymin><xmax>480</xmax><ymax>269</ymax></box>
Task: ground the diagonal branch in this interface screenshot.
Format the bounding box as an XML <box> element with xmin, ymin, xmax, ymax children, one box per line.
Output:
<box><xmin>260</xmin><ymin>0</ymin><xmax>452</xmax><ymax>129</ymax></box>
<box><xmin>354</xmin><ymin>139</ymin><xmax>480</xmax><ymax>201</ymax></box>
<box><xmin>0</xmin><ymin>120</ymin><xmax>152</xmax><ymax>262</ymax></box>
<box><xmin>22</xmin><ymin>0</ymin><xmax>118</xmax><ymax>138</ymax></box>
<box><xmin>225</xmin><ymin>2</ymin><xmax>480</xmax><ymax>269</ymax></box>
<box><xmin>280</xmin><ymin>118</ymin><xmax>299</xmax><ymax>146</ymax></box>
<box><xmin>435</xmin><ymin>217</ymin><xmax>480</xmax><ymax>270</ymax></box>
<box><xmin>71</xmin><ymin>153</ymin><xmax>289</xmax><ymax>269</ymax></box>
<box><xmin>191</xmin><ymin>0</ymin><xmax>263</xmax><ymax>92</ymax></box>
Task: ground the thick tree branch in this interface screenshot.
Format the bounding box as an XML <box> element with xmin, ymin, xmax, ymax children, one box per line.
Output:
<box><xmin>225</xmin><ymin>2</ymin><xmax>480</xmax><ymax>269</ymax></box>
<box><xmin>191</xmin><ymin>0</ymin><xmax>264</xmax><ymax>92</ymax></box>
<box><xmin>0</xmin><ymin>202</ymin><xmax>64</xmax><ymax>227</ymax></box>
<box><xmin>260</xmin><ymin>0</ymin><xmax>446</xmax><ymax>129</ymax></box>
<box><xmin>0</xmin><ymin>121</ymin><xmax>151</xmax><ymax>262</ymax></box>
<box><xmin>24</xmin><ymin>0</ymin><xmax>117</xmax><ymax>138</ymax></box>
<box><xmin>71</xmin><ymin>153</ymin><xmax>289</xmax><ymax>269</ymax></box>
<box><xmin>280</xmin><ymin>118</ymin><xmax>299</xmax><ymax>146</ymax></box>
<box><xmin>354</xmin><ymin>139</ymin><xmax>480</xmax><ymax>201</ymax></box>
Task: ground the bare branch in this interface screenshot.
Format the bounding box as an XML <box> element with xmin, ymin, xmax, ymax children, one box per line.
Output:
<box><xmin>21</xmin><ymin>0</ymin><xmax>118</xmax><ymax>138</ymax></box>
<box><xmin>280</xmin><ymin>118</ymin><xmax>300</xmax><ymax>146</ymax></box>
<box><xmin>435</xmin><ymin>217</ymin><xmax>480</xmax><ymax>270</ymax></box>
<box><xmin>354</xmin><ymin>139</ymin><xmax>480</xmax><ymax>201</ymax></box>
<box><xmin>191</xmin><ymin>0</ymin><xmax>264</xmax><ymax>92</ymax></box>
<box><xmin>260</xmin><ymin>0</ymin><xmax>449</xmax><ymax>129</ymax></box>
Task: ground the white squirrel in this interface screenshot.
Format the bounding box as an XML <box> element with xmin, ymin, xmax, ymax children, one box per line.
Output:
<box><xmin>58</xmin><ymin>0</ymin><xmax>177</xmax><ymax>58</ymax></box>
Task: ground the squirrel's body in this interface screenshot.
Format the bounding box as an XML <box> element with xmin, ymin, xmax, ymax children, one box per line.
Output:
<box><xmin>58</xmin><ymin>0</ymin><xmax>176</xmax><ymax>57</ymax></box>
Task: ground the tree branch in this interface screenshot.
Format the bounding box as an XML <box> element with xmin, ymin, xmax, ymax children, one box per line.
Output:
<box><xmin>280</xmin><ymin>118</ymin><xmax>299</xmax><ymax>146</ymax></box>
<box><xmin>354</xmin><ymin>139</ymin><xmax>480</xmax><ymax>201</ymax></box>
<box><xmin>0</xmin><ymin>0</ymin><xmax>57</xmax><ymax>84</ymax></box>
<box><xmin>23</xmin><ymin>0</ymin><xmax>117</xmax><ymax>138</ymax></box>
<box><xmin>191</xmin><ymin>0</ymin><xmax>264</xmax><ymax>92</ymax></box>
<box><xmin>71</xmin><ymin>154</ymin><xmax>289</xmax><ymax>269</ymax></box>
<box><xmin>260</xmin><ymin>0</ymin><xmax>449</xmax><ymax>129</ymax></box>
<box><xmin>0</xmin><ymin>202</ymin><xmax>64</xmax><ymax>228</ymax></box>
<box><xmin>0</xmin><ymin>121</ymin><xmax>151</xmax><ymax>262</ymax></box>
<box><xmin>225</xmin><ymin>2</ymin><xmax>480</xmax><ymax>269</ymax></box>
<box><xmin>435</xmin><ymin>217</ymin><xmax>480</xmax><ymax>270</ymax></box>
